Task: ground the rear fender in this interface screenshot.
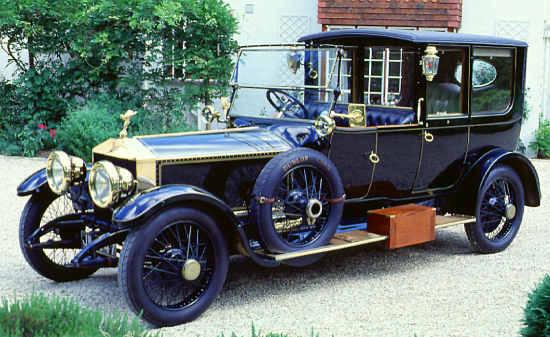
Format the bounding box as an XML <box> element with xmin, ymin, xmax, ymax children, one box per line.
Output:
<box><xmin>454</xmin><ymin>148</ymin><xmax>541</xmax><ymax>213</ymax></box>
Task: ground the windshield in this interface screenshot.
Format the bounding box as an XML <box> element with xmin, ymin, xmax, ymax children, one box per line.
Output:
<box><xmin>229</xmin><ymin>45</ymin><xmax>343</xmax><ymax>121</ymax></box>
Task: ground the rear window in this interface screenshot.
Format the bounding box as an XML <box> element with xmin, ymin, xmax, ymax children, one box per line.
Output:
<box><xmin>470</xmin><ymin>48</ymin><xmax>514</xmax><ymax>115</ymax></box>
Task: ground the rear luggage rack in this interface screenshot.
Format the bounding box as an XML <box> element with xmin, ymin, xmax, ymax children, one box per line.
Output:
<box><xmin>257</xmin><ymin>213</ymin><xmax>476</xmax><ymax>262</ymax></box>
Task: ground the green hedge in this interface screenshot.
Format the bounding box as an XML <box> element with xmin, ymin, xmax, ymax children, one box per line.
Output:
<box><xmin>0</xmin><ymin>294</ymin><xmax>156</xmax><ymax>337</ymax></box>
<box><xmin>521</xmin><ymin>274</ymin><xmax>550</xmax><ymax>337</ymax></box>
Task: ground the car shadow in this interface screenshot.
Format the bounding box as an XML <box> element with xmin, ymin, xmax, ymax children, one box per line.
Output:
<box><xmin>39</xmin><ymin>228</ymin><xmax>473</xmax><ymax>315</ymax></box>
<box><xmin>219</xmin><ymin>228</ymin><xmax>473</xmax><ymax>308</ymax></box>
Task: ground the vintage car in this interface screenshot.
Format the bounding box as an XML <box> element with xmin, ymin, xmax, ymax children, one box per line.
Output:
<box><xmin>16</xmin><ymin>29</ymin><xmax>540</xmax><ymax>327</ymax></box>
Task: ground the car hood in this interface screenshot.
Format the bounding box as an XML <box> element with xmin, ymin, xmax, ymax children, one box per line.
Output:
<box><xmin>94</xmin><ymin>127</ymin><xmax>294</xmax><ymax>160</ymax></box>
<box><xmin>92</xmin><ymin>127</ymin><xmax>297</xmax><ymax>183</ymax></box>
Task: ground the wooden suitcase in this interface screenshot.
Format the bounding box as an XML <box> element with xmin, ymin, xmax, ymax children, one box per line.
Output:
<box><xmin>367</xmin><ymin>204</ymin><xmax>436</xmax><ymax>249</ymax></box>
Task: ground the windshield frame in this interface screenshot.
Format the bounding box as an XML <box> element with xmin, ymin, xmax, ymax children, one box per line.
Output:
<box><xmin>228</xmin><ymin>44</ymin><xmax>344</xmax><ymax>122</ymax></box>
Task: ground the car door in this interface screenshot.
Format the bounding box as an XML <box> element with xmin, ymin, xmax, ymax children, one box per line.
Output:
<box><xmin>329</xmin><ymin>128</ymin><xmax>377</xmax><ymax>199</ymax></box>
<box><xmin>365</xmin><ymin>47</ymin><xmax>423</xmax><ymax>198</ymax></box>
<box><xmin>413</xmin><ymin>46</ymin><xmax>470</xmax><ymax>192</ymax></box>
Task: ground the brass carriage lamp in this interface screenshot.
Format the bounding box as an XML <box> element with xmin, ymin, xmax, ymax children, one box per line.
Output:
<box><xmin>422</xmin><ymin>46</ymin><xmax>440</xmax><ymax>82</ymax></box>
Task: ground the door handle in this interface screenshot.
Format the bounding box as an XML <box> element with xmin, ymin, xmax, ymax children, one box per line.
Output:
<box><xmin>424</xmin><ymin>131</ymin><xmax>434</xmax><ymax>143</ymax></box>
<box><xmin>368</xmin><ymin>151</ymin><xmax>380</xmax><ymax>164</ymax></box>
<box><xmin>417</xmin><ymin>98</ymin><xmax>424</xmax><ymax>125</ymax></box>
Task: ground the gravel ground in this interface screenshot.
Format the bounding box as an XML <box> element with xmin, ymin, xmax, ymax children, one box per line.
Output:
<box><xmin>0</xmin><ymin>155</ymin><xmax>548</xmax><ymax>337</ymax></box>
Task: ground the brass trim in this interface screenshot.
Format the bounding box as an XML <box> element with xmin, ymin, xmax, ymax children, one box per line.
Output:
<box><xmin>135</xmin><ymin>126</ymin><xmax>260</xmax><ymax>139</ymax></box>
<box><xmin>330</xmin><ymin>105</ymin><xmax>366</xmax><ymax>128</ymax></box>
<box><xmin>368</xmin><ymin>151</ymin><xmax>380</xmax><ymax>164</ymax></box>
<box><xmin>424</xmin><ymin>131</ymin><xmax>434</xmax><ymax>143</ymax></box>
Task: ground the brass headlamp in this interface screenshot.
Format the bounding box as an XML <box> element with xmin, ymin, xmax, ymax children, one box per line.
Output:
<box><xmin>46</xmin><ymin>151</ymin><xmax>86</xmax><ymax>194</ymax></box>
<box><xmin>88</xmin><ymin>161</ymin><xmax>136</xmax><ymax>208</ymax></box>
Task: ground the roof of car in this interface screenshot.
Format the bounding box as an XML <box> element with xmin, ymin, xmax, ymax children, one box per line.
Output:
<box><xmin>298</xmin><ymin>29</ymin><xmax>528</xmax><ymax>47</ymax></box>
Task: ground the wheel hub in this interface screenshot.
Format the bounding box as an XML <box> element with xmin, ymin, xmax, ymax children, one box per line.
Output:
<box><xmin>305</xmin><ymin>198</ymin><xmax>323</xmax><ymax>225</ymax></box>
<box><xmin>181</xmin><ymin>259</ymin><xmax>201</xmax><ymax>281</ymax></box>
<box><xmin>505</xmin><ymin>203</ymin><xmax>517</xmax><ymax>220</ymax></box>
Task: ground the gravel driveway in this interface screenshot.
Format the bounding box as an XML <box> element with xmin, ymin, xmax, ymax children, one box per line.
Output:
<box><xmin>0</xmin><ymin>155</ymin><xmax>548</xmax><ymax>337</ymax></box>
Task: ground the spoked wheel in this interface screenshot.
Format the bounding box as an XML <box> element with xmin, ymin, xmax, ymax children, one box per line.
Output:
<box><xmin>251</xmin><ymin>148</ymin><xmax>345</xmax><ymax>257</ymax></box>
<box><xmin>273</xmin><ymin>165</ymin><xmax>332</xmax><ymax>246</ymax></box>
<box><xmin>19</xmin><ymin>191</ymin><xmax>97</xmax><ymax>282</ymax></box>
<box><xmin>119</xmin><ymin>207</ymin><xmax>228</xmax><ymax>327</ymax></box>
<box><xmin>466</xmin><ymin>165</ymin><xmax>525</xmax><ymax>253</ymax></box>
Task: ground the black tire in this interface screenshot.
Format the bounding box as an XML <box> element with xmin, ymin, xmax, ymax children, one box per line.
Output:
<box><xmin>19</xmin><ymin>191</ymin><xmax>97</xmax><ymax>282</ymax></box>
<box><xmin>118</xmin><ymin>207</ymin><xmax>229</xmax><ymax>327</ymax></box>
<box><xmin>251</xmin><ymin>148</ymin><xmax>345</xmax><ymax>253</ymax></box>
<box><xmin>465</xmin><ymin>165</ymin><xmax>525</xmax><ymax>253</ymax></box>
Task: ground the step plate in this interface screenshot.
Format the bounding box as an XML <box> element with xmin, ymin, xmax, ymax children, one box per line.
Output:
<box><xmin>263</xmin><ymin>231</ymin><xmax>388</xmax><ymax>262</ymax></box>
<box><xmin>435</xmin><ymin>214</ymin><xmax>476</xmax><ymax>229</ymax></box>
<box><xmin>258</xmin><ymin>214</ymin><xmax>476</xmax><ymax>262</ymax></box>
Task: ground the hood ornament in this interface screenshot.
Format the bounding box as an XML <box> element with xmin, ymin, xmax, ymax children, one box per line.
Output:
<box><xmin>119</xmin><ymin>110</ymin><xmax>137</xmax><ymax>139</ymax></box>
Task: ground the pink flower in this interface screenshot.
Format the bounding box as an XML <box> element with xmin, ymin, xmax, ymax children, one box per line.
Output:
<box><xmin>49</xmin><ymin>128</ymin><xmax>56</xmax><ymax>139</ymax></box>
<box><xmin>37</xmin><ymin>123</ymin><xmax>47</xmax><ymax>130</ymax></box>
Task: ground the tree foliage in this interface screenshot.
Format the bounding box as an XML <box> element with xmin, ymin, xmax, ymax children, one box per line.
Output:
<box><xmin>0</xmin><ymin>0</ymin><xmax>238</xmax><ymax>156</ymax></box>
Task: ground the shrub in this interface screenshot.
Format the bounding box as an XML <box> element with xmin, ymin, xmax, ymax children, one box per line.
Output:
<box><xmin>521</xmin><ymin>274</ymin><xmax>550</xmax><ymax>337</ymax></box>
<box><xmin>530</xmin><ymin>120</ymin><xmax>550</xmax><ymax>158</ymax></box>
<box><xmin>57</xmin><ymin>94</ymin><xmax>193</xmax><ymax>161</ymax></box>
<box><xmin>0</xmin><ymin>293</ymin><xmax>156</xmax><ymax>337</ymax></box>
<box><xmin>56</xmin><ymin>97</ymin><xmax>123</xmax><ymax>160</ymax></box>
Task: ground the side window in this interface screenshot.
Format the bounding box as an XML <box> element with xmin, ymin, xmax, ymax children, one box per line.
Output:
<box><xmin>470</xmin><ymin>48</ymin><xmax>514</xmax><ymax>115</ymax></box>
<box><xmin>364</xmin><ymin>47</ymin><xmax>416</xmax><ymax>108</ymax></box>
<box><xmin>426</xmin><ymin>48</ymin><xmax>466</xmax><ymax>118</ymax></box>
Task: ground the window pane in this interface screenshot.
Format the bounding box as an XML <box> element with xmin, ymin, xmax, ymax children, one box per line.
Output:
<box><xmin>370</xmin><ymin>78</ymin><xmax>382</xmax><ymax>92</ymax></box>
<box><xmin>364</xmin><ymin>47</ymin><xmax>415</xmax><ymax>108</ymax></box>
<box><xmin>389</xmin><ymin>62</ymin><xmax>401</xmax><ymax>77</ymax></box>
<box><xmin>426</xmin><ymin>48</ymin><xmax>465</xmax><ymax>117</ymax></box>
<box><xmin>371</xmin><ymin>61</ymin><xmax>383</xmax><ymax>76</ymax></box>
<box><xmin>471</xmin><ymin>48</ymin><xmax>514</xmax><ymax>115</ymax></box>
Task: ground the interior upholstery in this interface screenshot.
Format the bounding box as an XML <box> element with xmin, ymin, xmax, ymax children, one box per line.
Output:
<box><xmin>426</xmin><ymin>82</ymin><xmax>461</xmax><ymax>114</ymax></box>
<box><xmin>366</xmin><ymin>106</ymin><xmax>415</xmax><ymax>126</ymax></box>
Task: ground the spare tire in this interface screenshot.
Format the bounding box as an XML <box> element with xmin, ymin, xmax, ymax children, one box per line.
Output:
<box><xmin>250</xmin><ymin>148</ymin><xmax>345</xmax><ymax>253</ymax></box>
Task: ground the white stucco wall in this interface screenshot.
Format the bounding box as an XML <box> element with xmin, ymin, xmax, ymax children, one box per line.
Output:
<box><xmin>225</xmin><ymin>0</ymin><xmax>321</xmax><ymax>45</ymax></box>
<box><xmin>460</xmin><ymin>0</ymin><xmax>550</xmax><ymax>152</ymax></box>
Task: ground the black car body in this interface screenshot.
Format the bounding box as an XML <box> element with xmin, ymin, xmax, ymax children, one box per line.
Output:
<box><xmin>16</xmin><ymin>29</ymin><xmax>540</xmax><ymax>327</ymax></box>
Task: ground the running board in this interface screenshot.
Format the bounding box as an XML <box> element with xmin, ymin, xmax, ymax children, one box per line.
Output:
<box><xmin>258</xmin><ymin>214</ymin><xmax>476</xmax><ymax>262</ymax></box>
<box><xmin>435</xmin><ymin>214</ymin><xmax>476</xmax><ymax>229</ymax></box>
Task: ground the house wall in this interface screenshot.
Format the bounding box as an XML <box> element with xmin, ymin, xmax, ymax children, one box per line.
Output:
<box><xmin>225</xmin><ymin>0</ymin><xmax>321</xmax><ymax>45</ymax></box>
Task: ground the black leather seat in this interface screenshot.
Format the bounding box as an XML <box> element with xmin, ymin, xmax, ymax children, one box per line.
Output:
<box><xmin>426</xmin><ymin>82</ymin><xmax>461</xmax><ymax>114</ymax></box>
<box><xmin>366</xmin><ymin>106</ymin><xmax>415</xmax><ymax>126</ymax></box>
<box><xmin>305</xmin><ymin>102</ymin><xmax>348</xmax><ymax>119</ymax></box>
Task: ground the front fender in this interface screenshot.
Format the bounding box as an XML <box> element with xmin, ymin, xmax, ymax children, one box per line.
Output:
<box><xmin>455</xmin><ymin>148</ymin><xmax>541</xmax><ymax>212</ymax></box>
<box><xmin>112</xmin><ymin>185</ymin><xmax>240</xmax><ymax>227</ymax></box>
<box><xmin>17</xmin><ymin>168</ymin><xmax>49</xmax><ymax>196</ymax></box>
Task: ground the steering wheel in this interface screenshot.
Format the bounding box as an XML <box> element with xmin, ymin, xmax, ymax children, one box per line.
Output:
<box><xmin>266</xmin><ymin>89</ymin><xmax>308</xmax><ymax>119</ymax></box>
